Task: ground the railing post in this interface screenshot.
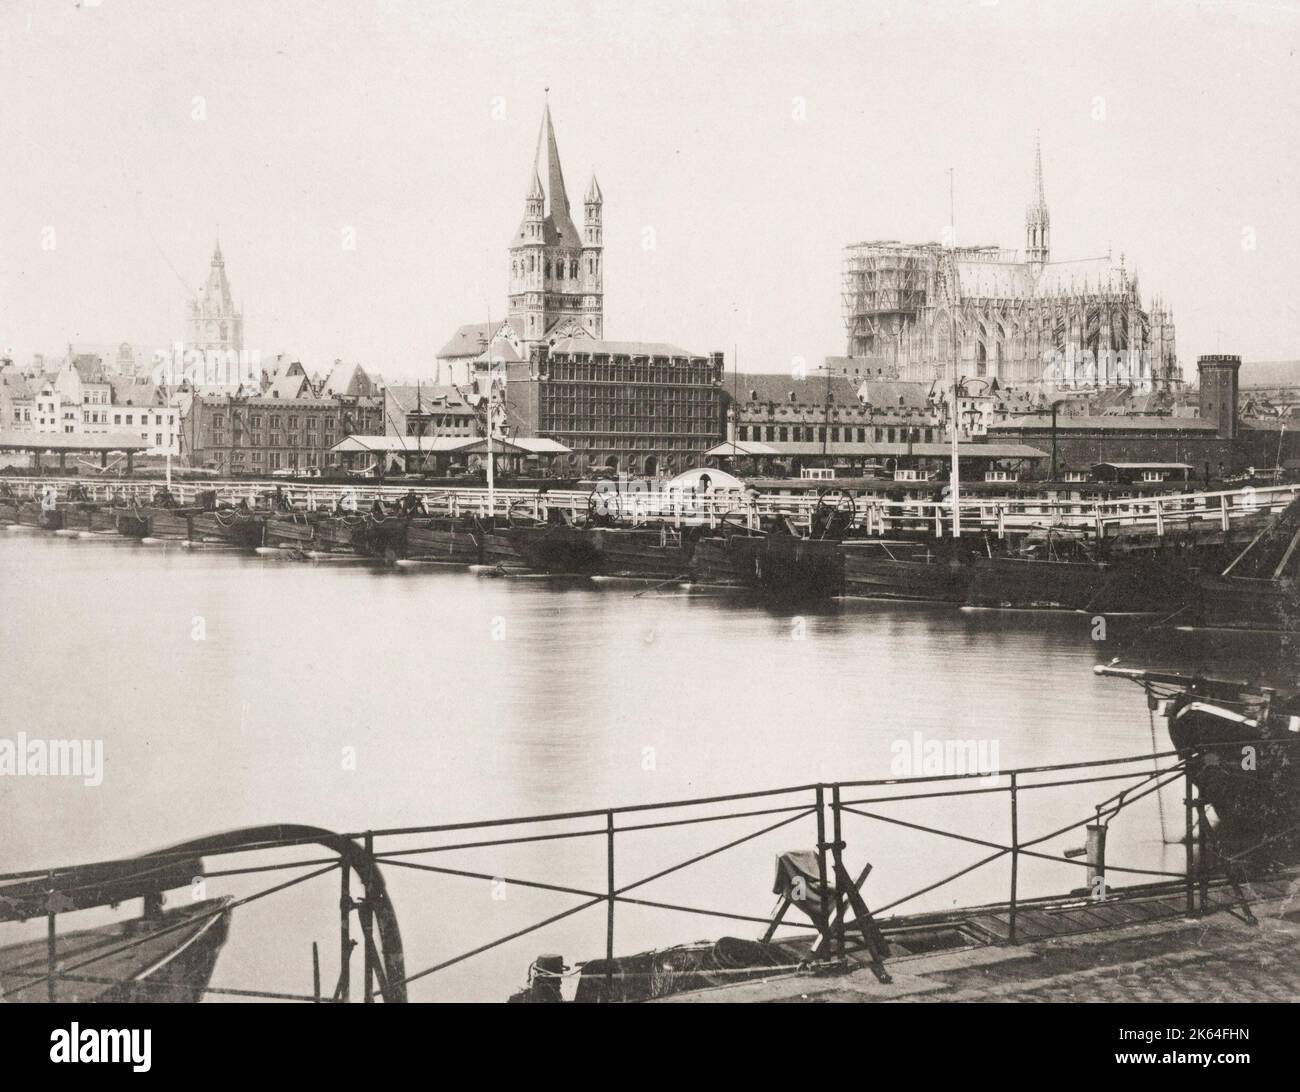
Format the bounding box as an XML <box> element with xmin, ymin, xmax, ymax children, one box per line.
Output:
<box><xmin>361</xmin><ymin>831</ymin><xmax>375</xmax><ymax>1002</ymax></box>
<box><xmin>339</xmin><ymin>857</ymin><xmax>352</xmax><ymax>1002</ymax></box>
<box><xmin>1184</xmin><ymin>767</ymin><xmax>1196</xmax><ymax>916</ymax></box>
<box><xmin>831</xmin><ymin>784</ymin><xmax>846</xmax><ymax>962</ymax></box>
<box><xmin>815</xmin><ymin>785</ymin><xmax>830</xmax><ymax>958</ymax></box>
<box><xmin>46</xmin><ymin>870</ymin><xmax>57</xmax><ymax>1003</ymax></box>
<box><xmin>605</xmin><ymin>810</ymin><xmax>616</xmax><ymax>1002</ymax></box>
<box><xmin>1008</xmin><ymin>773</ymin><xmax>1018</xmax><ymax>945</ymax></box>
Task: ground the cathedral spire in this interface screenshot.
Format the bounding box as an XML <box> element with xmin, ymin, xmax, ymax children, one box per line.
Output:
<box><xmin>531</xmin><ymin>98</ymin><xmax>579</xmax><ymax>242</ymax></box>
<box><xmin>1033</xmin><ymin>134</ymin><xmax>1045</xmax><ymax>204</ymax></box>
<box><xmin>1026</xmin><ymin>134</ymin><xmax>1050</xmax><ymax>268</ymax></box>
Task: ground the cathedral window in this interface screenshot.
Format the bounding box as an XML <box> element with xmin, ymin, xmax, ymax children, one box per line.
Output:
<box><xmin>545</xmin><ymin>260</ymin><xmax>552</xmax><ymax>278</ymax></box>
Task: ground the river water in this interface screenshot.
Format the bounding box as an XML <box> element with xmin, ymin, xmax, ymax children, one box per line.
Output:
<box><xmin>1</xmin><ymin>527</ymin><xmax>1292</xmax><ymax>1000</ymax></box>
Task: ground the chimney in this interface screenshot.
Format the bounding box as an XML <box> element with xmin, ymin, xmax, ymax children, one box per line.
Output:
<box><xmin>1197</xmin><ymin>354</ymin><xmax>1240</xmax><ymax>440</ymax></box>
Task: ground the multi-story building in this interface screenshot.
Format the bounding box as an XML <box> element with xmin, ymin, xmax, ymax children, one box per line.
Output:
<box><xmin>505</xmin><ymin>340</ymin><xmax>724</xmax><ymax>477</ymax></box>
<box><xmin>725</xmin><ymin>372</ymin><xmax>941</xmax><ymax>451</ymax></box>
<box><xmin>841</xmin><ymin>141</ymin><xmax>1180</xmax><ymax>390</ymax></box>
<box><xmin>384</xmin><ymin>384</ymin><xmax>479</xmax><ymax>441</ymax></box>
<box><xmin>182</xmin><ymin>390</ymin><xmax>383</xmax><ymax>474</ymax></box>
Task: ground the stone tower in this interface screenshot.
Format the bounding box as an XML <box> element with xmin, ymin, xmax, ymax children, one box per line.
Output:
<box><xmin>188</xmin><ymin>241</ymin><xmax>244</xmax><ymax>353</ymax></box>
<box><xmin>508</xmin><ymin>98</ymin><xmax>602</xmax><ymax>348</ymax></box>
<box><xmin>1025</xmin><ymin>137</ymin><xmax>1050</xmax><ymax>269</ymax></box>
<box><xmin>1198</xmin><ymin>354</ymin><xmax>1240</xmax><ymax>440</ymax></box>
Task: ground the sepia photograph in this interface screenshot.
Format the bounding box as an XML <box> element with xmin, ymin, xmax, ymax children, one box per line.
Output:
<box><xmin>0</xmin><ymin>0</ymin><xmax>1296</xmax><ymax>1061</ymax></box>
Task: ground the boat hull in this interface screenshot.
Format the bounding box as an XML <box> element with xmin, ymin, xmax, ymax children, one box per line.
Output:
<box><xmin>189</xmin><ymin>511</ymin><xmax>265</xmax><ymax>548</ymax></box>
<box><xmin>506</xmin><ymin>525</ymin><xmax>604</xmax><ymax>574</ymax></box>
<box><xmin>404</xmin><ymin>518</ymin><xmax>482</xmax><ymax>564</ymax></box>
<box><xmin>143</xmin><ymin>507</ymin><xmax>193</xmax><ymax>539</ymax></box>
<box><xmin>841</xmin><ymin>540</ymin><xmax>970</xmax><ymax>603</ymax></box>
<box><xmin>590</xmin><ymin>527</ymin><xmax>697</xmax><ymax>580</ymax></box>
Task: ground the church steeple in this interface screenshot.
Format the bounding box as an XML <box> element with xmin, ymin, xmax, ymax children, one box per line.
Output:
<box><xmin>1026</xmin><ymin>135</ymin><xmax>1050</xmax><ymax>268</ymax></box>
<box><xmin>508</xmin><ymin>94</ymin><xmax>602</xmax><ymax>346</ymax></box>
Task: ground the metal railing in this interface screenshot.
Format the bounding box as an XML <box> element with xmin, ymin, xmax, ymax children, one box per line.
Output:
<box><xmin>4</xmin><ymin>741</ymin><xmax>1287</xmax><ymax>1003</ymax></box>
<box><xmin>4</xmin><ymin>474</ymin><xmax>1297</xmax><ymax>539</ymax></box>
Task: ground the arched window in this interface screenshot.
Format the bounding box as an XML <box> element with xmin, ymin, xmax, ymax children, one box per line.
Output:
<box><xmin>544</xmin><ymin>259</ymin><xmax>552</xmax><ymax>278</ymax></box>
<box><xmin>570</xmin><ymin>260</ymin><xmax>578</xmax><ymax>279</ymax></box>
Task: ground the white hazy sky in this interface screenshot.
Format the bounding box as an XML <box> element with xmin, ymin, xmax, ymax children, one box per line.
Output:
<box><xmin>1</xmin><ymin>0</ymin><xmax>1297</xmax><ymax>379</ymax></box>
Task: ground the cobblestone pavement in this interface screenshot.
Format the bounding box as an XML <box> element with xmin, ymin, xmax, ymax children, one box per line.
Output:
<box><xmin>906</xmin><ymin>922</ymin><xmax>1300</xmax><ymax>1002</ymax></box>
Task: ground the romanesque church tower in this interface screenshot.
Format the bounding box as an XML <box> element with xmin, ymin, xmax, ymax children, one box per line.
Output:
<box><xmin>508</xmin><ymin>98</ymin><xmax>603</xmax><ymax>348</ymax></box>
<box><xmin>188</xmin><ymin>241</ymin><xmax>244</xmax><ymax>353</ymax></box>
<box><xmin>1025</xmin><ymin>137</ymin><xmax>1050</xmax><ymax>269</ymax></box>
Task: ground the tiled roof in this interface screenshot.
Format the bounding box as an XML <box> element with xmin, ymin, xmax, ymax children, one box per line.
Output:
<box><xmin>109</xmin><ymin>378</ymin><xmax>163</xmax><ymax>406</ymax></box>
<box><xmin>385</xmin><ymin>384</ymin><xmax>474</xmax><ymax>416</ymax></box>
<box><xmin>727</xmin><ymin>372</ymin><xmax>861</xmax><ymax>406</ymax></box>
<box><xmin>437</xmin><ymin>322</ymin><xmax>499</xmax><ymax>360</ymax></box>
<box><xmin>992</xmin><ymin>415</ymin><xmax>1217</xmax><ymax>432</ymax></box>
<box><xmin>547</xmin><ymin>338</ymin><xmax>705</xmax><ymax>360</ymax></box>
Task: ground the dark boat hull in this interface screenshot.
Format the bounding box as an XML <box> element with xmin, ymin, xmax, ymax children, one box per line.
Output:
<box><xmin>143</xmin><ymin>507</ymin><xmax>193</xmax><ymax>539</ymax></box>
<box><xmin>590</xmin><ymin>527</ymin><xmax>696</xmax><ymax>579</ymax></box>
<box><xmin>17</xmin><ymin>502</ymin><xmax>61</xmax><ymax>529</ymax></box>
<box><xmin>507</xmin><ymin>525</ymin><xmax>604</xmax><ymax>574</ymax></box>
<box><xmin>263</xmin><ymin>514</ymin><xmax>362</xmax><ymax>552</ymax></box>
<box><xmin>749</xmin><ymin>535</ymin><xmax>843</xmax><ymax>599</ymax></box>
<box><xmin>1196</xmin><ymin>576</ymin><xmax>1300</xmax><ymax>632</ymax></box>
<box><xmin>841</xmin><ymin>540</ymin><xmax>970</xmax><ymax>603</ymax></box>
<box><xmin>353</xmin><ymin>515</ymin><xmax>409</xmax><ymax>560</ymax></box>
<box><xmin>688</xmin><ymin>533</ymin><xmax>764</xmax><ymax>586</ymax></box>
<box><xmin>190</xmin><ymin>511</ymin><xmax>266</xmax><ymax>548</ymax></box>
<box><xmin>404</xmin><ymin>518</ymin><xmax>482</xmax><ymax>563</ymax></box>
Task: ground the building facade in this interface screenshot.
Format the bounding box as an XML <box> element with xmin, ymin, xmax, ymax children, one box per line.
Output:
<box><xmin>505</xmin><ymin>340</ymin><xmax>723</xmax><ymax>477</ymax></box>
<box><xmin>188</xmin><ymin>241</ymin><xmax>244</xmax><ymax>354</ymax></box>
<box><xmin>841</xmin><ymin>141</ymin><xmax>1180</xmax><ymax>390</ymax></box>
<box><xmin>182</xmin><ymin>393</ymin><xmax>383</xmax><ymax>473</ymax></box>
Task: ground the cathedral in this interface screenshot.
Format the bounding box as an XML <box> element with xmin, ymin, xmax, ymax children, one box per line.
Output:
<box><xmin>841</xmin><ymin>141</ymin><xmax>1180</xmax><ymax>391</ymax></box>
<box><xmin>187</xmin><ymin>241</ymin><xmax>244</xmax><ymax>354</ymax></box>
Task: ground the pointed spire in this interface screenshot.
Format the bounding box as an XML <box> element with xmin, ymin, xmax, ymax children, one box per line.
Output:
<box><xmin>212</xmin><ymin>238</ymin><xmax>224</xmax><ymax>267</ymax></box>
<box><xmin>530</xmin><ymin>95</ymin><xmax>579</xmax><ymax>241</ymax></box>
<box><xmin>527</xmin><ymin>168</ymin><xmax>544</xmax><ymax>201</ymax></box>
<box><xmin>1032</xmin><ymin>132</ymin><xmax>1045</xmax><ymax>204</ymax></box>
<box><xmin>585</xmin><ymin>173</ymin><xmax>602</xmax><ymax>203</ymax></box>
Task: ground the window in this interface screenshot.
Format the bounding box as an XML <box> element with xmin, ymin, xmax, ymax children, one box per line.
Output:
<box><xmin>114</xmin><ymin>414</ymin><xmax>121</xmax><ymax>425</ymax></box>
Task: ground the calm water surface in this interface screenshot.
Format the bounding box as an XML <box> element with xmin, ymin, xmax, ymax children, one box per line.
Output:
<box><xmin>1</xmin><ymin>528</ymin><xmax>1292</xmax><ymax>1000</ymax></box>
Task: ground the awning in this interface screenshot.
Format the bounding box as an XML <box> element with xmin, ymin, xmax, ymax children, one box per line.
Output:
<box><xmin>704</xmin><ymin>440</ymin><xmax>780</xmax><ymax>457</ymax></box>
<box><xmin>0</xmin><ymin>430</ymin><xmax>152</xmax><ymax>453</ymax></box>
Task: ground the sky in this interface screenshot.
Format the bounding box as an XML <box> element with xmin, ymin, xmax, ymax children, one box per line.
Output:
<box><xmin>1</xmin><ymin>0</ymin><xmax>1297</xmax><ymax>380</ymax></box>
